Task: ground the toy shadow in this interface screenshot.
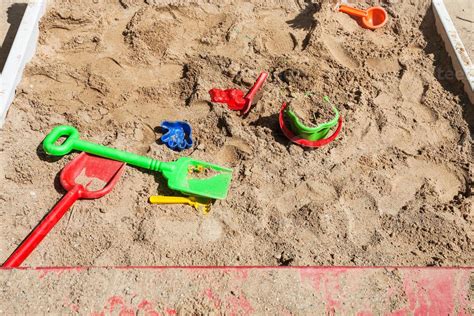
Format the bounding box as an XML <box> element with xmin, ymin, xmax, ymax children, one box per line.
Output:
<box><xmin>36</xmin><ymin>142</ymin><xmax>63</xmax><ymax>163</ymax></box>
<box><xmin>153</xmin><ymin>126</ymin><xmax>165</xmax><ymax>146</ymax></box>
<box><xmin>251</xmin><ymin>113</ymin><xmax>289</xmax><ymax>147</ymax></box>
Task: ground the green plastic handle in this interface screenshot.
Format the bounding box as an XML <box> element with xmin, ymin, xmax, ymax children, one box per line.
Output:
<box><xmin>43</xmin><ymin>125</ymin><xmax>170</xmax><ymax>173</ymax></box>
<box><xmin>42</xmin><ymin>125</ymin><xmax>79</xmax><ymax>156</ymax></box>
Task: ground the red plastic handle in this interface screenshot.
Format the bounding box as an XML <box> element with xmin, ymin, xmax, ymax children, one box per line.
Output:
<box><xmin>241</xmin><ymin>72</ymin><xmax>269</xmax><ymax>115</ymax></box>
<box><xmin>2</xmin><ymin>186</ymin><xmax>81</xmax><ymax>268</ymax></box>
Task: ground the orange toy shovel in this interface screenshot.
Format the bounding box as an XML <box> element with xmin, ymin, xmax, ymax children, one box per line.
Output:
<box><xmin>339</xmin><ymin>4</ymin><xmax>388</xmax><ymax>30</ymax></box>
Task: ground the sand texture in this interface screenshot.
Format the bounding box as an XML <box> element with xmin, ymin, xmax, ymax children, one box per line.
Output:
<box><xmin>0</xmin><ymin>0</ymin><xmax>473</xmax><ymax>267</ymax></box>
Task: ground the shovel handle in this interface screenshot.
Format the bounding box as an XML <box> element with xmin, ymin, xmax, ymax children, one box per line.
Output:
<box><xmin>43</xmin><ymin>125</ymin><xmax>80</xmax><ymax>156</ymax></box>
<box><xmin>43</xmin><ymin>126</ymin><xmax>163</xmax><ymax>172</ymax></box>
<box><xmin>338</xmin><ymin>4</ymin><xmax>368</xmax><ymax>18</ymax></box>
<box><xmin>245</xmin><ymin>72</ymin><xmax>268</xmax><ymax>102</ymax></box>
<box><xmin>2</xmin><ymin>186</ymin><xmax>80</xmax><ymax>268</ymax></box>
<box><xmin>241</xmin><ymin>72</ymin><xmax>268</xmax><ymax>115</ymax></box>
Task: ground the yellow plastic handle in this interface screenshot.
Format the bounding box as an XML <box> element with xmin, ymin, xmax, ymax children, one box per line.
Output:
<box><xmin>149</xmin><ymin>196</ymin><xmax>191</xmax><ymax>204</ymax></box>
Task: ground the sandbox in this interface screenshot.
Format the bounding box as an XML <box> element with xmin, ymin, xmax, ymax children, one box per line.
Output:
<box><xmin>0</xmin><ymin>0</ymin><xmax>473</xmax><ymax>268</ymax></box>
<box><xmin>0</xmin><ymin>0</ymin><xmax>473</xmax><ymax>313</ymax></box>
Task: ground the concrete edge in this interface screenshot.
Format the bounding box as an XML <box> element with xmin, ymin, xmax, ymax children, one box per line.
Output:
<box><xmin>0</xmin><ymin>1</ymin><xmax>46</xmax><ymax>127</ymax></box>
<box><xmin>0</xmin><ymin>267</ymin><xmax>472</xmax><ymax>314</ymax></box>
<box><xmin>432</xmin><ymin>0</ymin><xmax>474</xmax><ymax>104</ymax></box>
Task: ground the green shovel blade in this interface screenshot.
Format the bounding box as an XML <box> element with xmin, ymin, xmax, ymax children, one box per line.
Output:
<box><xmin>161</xmin><ymin>157</ymin><xmax>233</xmax><ymax>199</ymax></box>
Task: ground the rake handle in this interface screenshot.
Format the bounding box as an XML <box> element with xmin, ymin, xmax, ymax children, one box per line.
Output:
<box><xmin>149</xmin><ymin>196</ymin><xmax>192</xmax><ymax>205</ymax></box>
<box><xmin>2</xmin><ymin>186</ymin><xmax>80</xmax><ymax>268</ymax></box>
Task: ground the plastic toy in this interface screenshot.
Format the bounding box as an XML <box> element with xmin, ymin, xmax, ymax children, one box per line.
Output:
<box><xmin>2</xmin><ymin>153</ymin><xmax>125</xmax><ymax>267</ymax></box>
<box><xmin>149</xmin><ymin>195</ymin><xmax>212</xmax><ymax>214</ymax></box>
<box><xmin>338</xmin><ymin>4</ymin><xmax>388</xmax><ymax>30</ymax></box>
<box><xmin>279</xmin><ymin>102</ymin><xmax>343</xmax><ymax>148</ymax></box>
<box><xmin>43</xmin><ymin>125</ymin><xmax>232</xmax><ymax>200</ymax></box>
<box><xmin>209</xmin><ymin>72</ymin><xmax>268</xmax><ymax>115</ymax></box>
<box><xmin>285</xmin><ymin>96</ymin><xmax>340</xmax><ymax>141</ymax></box>
<box><xmin>160</xmin><ymin>120</ymin><xmax>193</xmax><ymax>151</ymax></box>
<box><xmin>209</xmin><ymin>89</ymin><xmax>246</xmax><ymax>111</ymax></box>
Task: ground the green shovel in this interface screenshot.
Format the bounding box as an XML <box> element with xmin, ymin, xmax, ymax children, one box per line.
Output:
<box><xmin>43</xmin><ymin>125</ymin><xmax>233</xmax><ymax>200</ymax></box>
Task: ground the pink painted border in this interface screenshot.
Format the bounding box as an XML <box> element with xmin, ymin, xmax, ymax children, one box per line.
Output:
<box><xmin>2</xmin><ymin>265</ymin><xmax>470</xmax><ymax>315</ymax></box>
<box><xmin>1</xmin><ymin>265</ymin><xmax>472</xmax><ymax>270</ymax></box>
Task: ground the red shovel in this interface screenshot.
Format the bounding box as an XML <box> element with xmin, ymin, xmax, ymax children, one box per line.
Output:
<box><xmin>2</xmin><ymin>152</ymin><xmax>125</xmax><ymax>267</ymax></box>
<box><xmin>209</xmin><ymin>72</ymin><xmax>268</xmax><ymax>116</ymax></box>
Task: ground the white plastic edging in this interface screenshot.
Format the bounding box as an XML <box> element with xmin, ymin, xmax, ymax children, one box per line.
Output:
<box><xmin>0</xmin><ymin>1</ymin><xmax>46</xmax><ymax>127</ymax></box>
<box><xmin>432</xmin><ymin>0</ymin><xmax>474</xmax><ymax>104</ymax></box>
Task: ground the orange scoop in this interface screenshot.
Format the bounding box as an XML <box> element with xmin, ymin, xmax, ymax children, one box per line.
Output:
<box><xmin>339</xmin><ymin>4</ymin><xmax>388</xmax><ymax>30</ymax></box>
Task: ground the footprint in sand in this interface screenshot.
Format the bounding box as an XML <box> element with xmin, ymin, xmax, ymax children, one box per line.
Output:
<box><xmin>366</xmin><ymin>57</ymin><xmax>400</xmax><ymax>74</ymax></box>
<box><xmin>216</xmin><ymin>137</ymin><xmax>252</xmax><ymax>166</ymax></box>
<box><xmin>398</xmin><ymin>71</ymin><xmax>437</xmax><ymax>123</ymax></box>
<box><xmin>92</xmin><ymin>57</ymin><xmax>125</xmax><ymax>75</ymax></box>
<box><xmin>339</xmin><ymin>191</ymin><xmax>378</xmax><ymax>246</ymax></box>
<box><xmin>156</xmin><ymin>64</ymin><xmax>184</xmax><ymax>84</ymax></box>
<box><xmin>264</xmin><ymin>28</ymin><xmax>295</xmax><ymax>54</ymax></box>
<box><xmin>322</xmin><ymin>35</ymin><xmax>360</xmax><ymax>69</ymax></box>
<box><xmin>376</xmin><ymin>158</ymin><xmax>463</xmax><ymax>215</ymax></box>
<box><xmin>27</xmin><ymin>72</ymin><xmax>80</xmax><ymax>107</ymax></box>
<box><xmin>198</xmin><ymin>218</ymin><xmax>223</xmax><ymax>242</ymax></box>
<box><xmin>399</xmin><ymin>70</ymin><xmax>424</xmax><ymax>103</ymax></box>
<box><xmin>261</xmin><ymin>12</ymin><xmax>298</xmax><ymax>54</ymax></box>
<box><xmin>372</xmin><ymin>92</ymin><xmax>440</xmax><ymax>153</ymax></box>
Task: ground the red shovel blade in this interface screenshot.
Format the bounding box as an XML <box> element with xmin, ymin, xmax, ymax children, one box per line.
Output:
<box><xmin>61</xmin><ymin>152</ymin><xmax>126</xmax><ymax>199</ymax></box>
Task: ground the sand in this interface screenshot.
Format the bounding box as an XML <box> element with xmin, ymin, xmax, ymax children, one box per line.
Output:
<box><xmin>75</xmin><ymin>169</ymin><xmax>107</xmax><ymax>191</ymax></box>
<box><xmin>0</xmin><ymin>0</ymin><xmax>473</xmax><ymax>269</ymax></box>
